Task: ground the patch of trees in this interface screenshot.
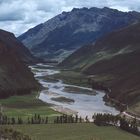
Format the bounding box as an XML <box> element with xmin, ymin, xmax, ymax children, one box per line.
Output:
<box><xmin>0</xmin><ymin>115</ymin><xmax>23</xmax><ymax>125</ymax></box>
<box><xmin>93</xmin><ymin>113</ymin><xmax>140</xmax><ymax>136</ymax></box>
<box><xmin>93</xmin><ymin>113</ymin><xmax>120</xmax><ymax>126</ymax></box>
<box><xmin>27</xmin><ymin>114</ymin><xmax>48</xmax><ymax>124</ymax></box>
<box><xmin>54</xmin><ymin>114</ymin><xmax>83</xmax><ymax>123</ymax></box>
<box><xmin>0</xmin><ymin>113</ymin><xmax>84</xmax><ymax>125</ymax></box>
<box><xmin>0</xmin><ymin>113</ymin><xmax>48</xmax><ymax>125</ymax></box>
<box><xmin>120</xmin><ymin>117</ymin><xmax>139</xmax><ymax>136</ymax></box>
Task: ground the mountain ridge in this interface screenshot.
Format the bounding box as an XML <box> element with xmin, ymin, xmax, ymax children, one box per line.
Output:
<box><xmin>18</xmin><ymin>7</ymin><xmax>140</xmax><ymax>61</ymax></box>
<box><xmin>0</xmin><ymin>29</ymin><xmax>39</xmax><ymax>64</ymax></box>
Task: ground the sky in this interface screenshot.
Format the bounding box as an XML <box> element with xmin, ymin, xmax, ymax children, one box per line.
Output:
<box><xmin>0</xmin><ymin>0</ymin><xmax>140</xmax><ymax>36</ymax></box>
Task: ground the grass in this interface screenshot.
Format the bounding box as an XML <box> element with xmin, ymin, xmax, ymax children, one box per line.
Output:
<box><xmin>0</xmin><ymin>92</ymin><xmax>60</xmax><ymax>121</ymax></box>
<box><xmin>4</xmin><ymin>123</ymin><xmax>140</xmax><ymax>140</ymax></box>
<box><xmin>0</xmin><ymin>127</ymin><xmax>31</xmax><ymax>140</ymax></box>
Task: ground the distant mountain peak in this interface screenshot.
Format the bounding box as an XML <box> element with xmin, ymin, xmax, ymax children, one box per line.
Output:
<box><xmin>18</xmin><ymin>7</ymin><xmax>140</xmax><ymax>61</ymax></box>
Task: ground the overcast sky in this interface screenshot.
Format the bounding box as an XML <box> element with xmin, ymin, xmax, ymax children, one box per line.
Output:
<box><xmin>0</xmin><ymin>0</ymin><xmax>140</xmax><ymax>36</ymax></box>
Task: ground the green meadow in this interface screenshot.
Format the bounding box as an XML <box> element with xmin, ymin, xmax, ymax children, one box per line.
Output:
<box><xmin>4</xmin><ymin>123</ymin><xmax>140</xmax><ymax>140</ymax></box>
<box><xmin>0</xmin><ymin>92</ymin><xmax>60</xmax><ymax>122</ymax></box>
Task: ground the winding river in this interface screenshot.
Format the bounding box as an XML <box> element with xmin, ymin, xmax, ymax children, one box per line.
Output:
<box><xmin>31</xmin><ymin>63</ymin><xmax>119</xmax><ymax>120</ymax></box>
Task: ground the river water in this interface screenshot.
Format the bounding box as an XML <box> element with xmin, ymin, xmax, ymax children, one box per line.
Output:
<box><xmin>30</xmin><ymin>64</ymin><xmax>119</xmax><ymax>120</ymax></box>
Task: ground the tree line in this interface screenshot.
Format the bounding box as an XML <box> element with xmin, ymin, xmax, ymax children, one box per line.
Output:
<box><xmin>0</xmin><ymin>113</ymin><xmax>82</xmax><ymax>125</ymax></box>
<box><xmin>0</xmin><ymin>112</ymin><xmax>139</xmax><ymax>136</ymax></box>
<box><xmin>0</xmin><ymin>113</ymin><xmax>48</xmax><ymax>125</ymax></box>
<box><xmin>54</xmin><ymin>114</ymin><xmax>83</xmax><ymax>123</ymax></box>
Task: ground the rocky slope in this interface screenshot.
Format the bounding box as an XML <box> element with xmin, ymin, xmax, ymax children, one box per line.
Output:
<box><xmin>59</xmin><ymin>23</ymin><xmax>140</xmax><ymax>113</ymax></box>
<box><xmin>18</xmin><ymin>7</ymin><xmax>140</xmax><ymax>61</ymax></box>
<box><xmin>0</xmin><ymin>29</ymin><xmax>40</xmax><ymax>98</ymax></box>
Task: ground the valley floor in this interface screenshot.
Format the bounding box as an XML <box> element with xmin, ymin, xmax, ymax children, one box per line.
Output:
<box><xmin>0</xmin><ymin>67</ymin><xmax>140</xmax><ymax>140</ymax></box>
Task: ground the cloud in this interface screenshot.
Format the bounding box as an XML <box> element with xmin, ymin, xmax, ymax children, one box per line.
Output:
<box><xmin>108</xmin><ymin>0</ymin><xmax>140</xmax><ymax>11</ymax></box>
<box><xmin>0</xmin><ymin>0</ymin><xmax>140</xmax><ymax>36</ymax></box>
<box><xmin>0</xmin><ymin>1</ymin><xmax>25</xmax><ymax>21</ymax></box>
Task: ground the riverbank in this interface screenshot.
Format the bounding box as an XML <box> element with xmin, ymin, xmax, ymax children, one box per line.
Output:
<box><xmin>30</xmin><ymin>63</ymin><xmax>140</xmax><ymax>123</ymax></box>
<box><xmin>50</xmin><ymin>69</ymin><xmax>124</xmax><ymax>110</ymax></box>
<box><xmin>51</xmin><ymin>106</ymin><xmax>78</xmax><ymax>116</ymax></box>
<box><xmin>50</xmin><ymin>68</ymin><xmax>140</xmax><ymax>121</ymax></box>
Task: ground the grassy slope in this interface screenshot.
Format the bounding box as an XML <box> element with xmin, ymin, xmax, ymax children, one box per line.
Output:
<box><xmin>7</xmin><ymin>123</ymin><xmax>140</xmax><ymax>140</ymax></box>
<box><xmin>85</xmin><ymin>51</ymin><xmax>140</xmax><ymax>114</ymax></box>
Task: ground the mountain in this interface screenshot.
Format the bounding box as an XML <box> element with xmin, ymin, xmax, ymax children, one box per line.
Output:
<box><xmin>59</xmin><ymin>23</ymin><xmax>140</xmax><ymax>71</ymax></box>
<box><xmin>0</xmin><ymin>29</ymin><xmax>38</xmax><ymax>64</ymax></box>
<box><xmin>18</xmin><ymin>7</ymin><xmax>140</xmax><ymax>61</ymax></box>
<box><xmin>59</xmin><ymin>23</ymin><xmax>140</xmax><ymax>113</ymax></box>
<box><xmin>0</xmin><ymin>29</ymin><xmax>40</xmax><ymax>98</ymax></box>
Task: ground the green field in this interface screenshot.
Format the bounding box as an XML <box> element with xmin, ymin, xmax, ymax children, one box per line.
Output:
<box><xmin>0</xmin><ymin>92</ymin><xmax>60</xmax><ymax>121</ymax></box>
<box><xmin>4</xmin><ymin>123</ymin><xmax>139</xmax><ymax>140</ymax></box>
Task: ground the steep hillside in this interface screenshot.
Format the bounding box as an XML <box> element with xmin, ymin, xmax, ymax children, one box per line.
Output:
<box><xmin>60</xmin><ymin>23</ymin><xmax>140</xmax><ymax>70</ymax></box>
<box><xmin>59</xmin><ymin>23</ymin><xmax>140</xmax><ymax>112</ymax></box>
<box><xmin>86</xmin><ymin>51</ymin><xmax>140</xmax><ymax>105</ymax></box>
<box><xmin>0</xmin><ymin>29</ymin><xmax>40</xmax><ymax>98</ymax></box>
<box><xmin>18</xmin><ymin>7</ymin><xmax>140</xmax><ymax>61</ymax></box>
<box><xmin>0</xmin><ymin>29</ymin><xmax>38</xmax><ymax>63</ymax></box>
